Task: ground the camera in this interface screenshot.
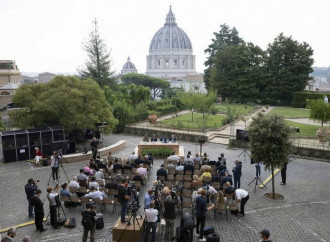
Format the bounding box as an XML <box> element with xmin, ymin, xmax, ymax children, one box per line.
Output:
<box><xmin>127</xmin><ymin>180</ymin><xmax>136</xmax><ymax>196</ymax></box>
<box><xmin>32</xmin><ymin>180</ymin><xmax>40</xmax><ymax>185</ymax></box>
<box><xmin>86</xmin><ymin>201</ymin><xmax>96</xmax><ymax>209</ymax></box>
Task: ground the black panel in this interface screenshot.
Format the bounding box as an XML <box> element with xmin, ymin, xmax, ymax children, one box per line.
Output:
<box><xmin>3</xmin><ymin>149</ymin><xmax>17</xmax><ymax>163</ymax></box>
<box><xmin>17</xmin><ymin>147</ymin><xmax>29</xmax><ymax>161</ymax></box>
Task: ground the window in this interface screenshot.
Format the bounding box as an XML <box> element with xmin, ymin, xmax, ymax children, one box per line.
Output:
<box><xmin>174</xmin><ymin>60</ymin><xmax>177</xmax><ymax>66</ymax></box>
<box><xmin>182</xmin><ymin>60</ymin><xmax>185</xmax><ymax>66</ymax></box>
<box><xmin>166</xmin><ymin>60</ymin><xmax>169</xmax><ymax>66</ymax></box>
<box><xmin>158</xmin><ymin>60</ymin><xmax>161</xmax><ymax>66</ymax></box>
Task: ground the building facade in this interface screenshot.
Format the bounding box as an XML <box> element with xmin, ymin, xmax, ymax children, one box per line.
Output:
<box><xmin>121</xmin><ymin>57</ymin><xmax>138</xmax><ymax>75</ymax></box>
<box><xmin>146</xmin><ymin>6</ymin><xmax>197</xmax><ymax>81</ymax></box>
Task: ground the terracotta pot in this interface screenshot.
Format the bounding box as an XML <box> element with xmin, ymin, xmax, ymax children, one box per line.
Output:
<box><xmin>148</xmin><ymin>114</ymin><xmax>158</xmax><ymax>124</ymax></box>
<box><xmin>318</xmin><ymin>135</ymin><xmax>325</xmax><ymax>142</ymax></box>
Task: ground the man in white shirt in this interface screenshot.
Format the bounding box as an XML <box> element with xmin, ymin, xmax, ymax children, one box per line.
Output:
<box><xmin>129</xmin><ymin>151</ymin><xmax>138</xmax><ymax>161</ymax></box>
<box><xmin>88</xmin><ymin>177</ymin><xmax>100</xmax><ymax>189</ymax></box>
<box><xmin>144</xmin><ymin>202</ymin><xmax>158</xmax><ymax>242</ymax></box>
<box><xmin>95</xmin><ymin>169</ymin><xmax>104</xmax><ymax>180</ymax></box>
<box><xmin>167</xmin><ymin>152</ymin><xmax>180</xmax><ymax>162</ymax></box>
<box><xmin>137</xmin><ymin>164</ymin><xmax>147</xmax><ymax>177</ymax></box>
<box><xmin>234</xmin><ymin>189</ymin><xmax>249</xmax><ymax>216</ymax></box>
<box><xmin>69</xmin><ymin>176</ymin><xmax>80</xmax><ymax>189</ymax></box>
<box><xmin>176</xmin><ymin>163</ymin><xmax>184</xmax><ymax>171</ymax></box>
<box><xmin>84</xmin><ymin>187</ymin><xmax>105</xmax><ymax>201</ymax></box>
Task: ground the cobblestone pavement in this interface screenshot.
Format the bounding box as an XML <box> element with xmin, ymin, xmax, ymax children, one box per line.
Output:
<box><xmin>0</xmin><ymin>134</ymin><xmax>330</xmax><ymax>241</ymax></box>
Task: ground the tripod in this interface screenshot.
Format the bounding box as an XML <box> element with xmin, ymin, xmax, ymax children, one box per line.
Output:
<box><xmin>238</xmin><ymin>140</ymin><xmax>250</xmax><ymax>162</ymax></box>
<box><xmin>47</xmin><ymin>154</ymin><xmax>70</xmax><ymax>185</ymax></box>
<box><xmin>289</xmin><ymin>129</ymin><xmax>300</xmax><ymax>159</ymax></box>
<box><xmin>248</xmin><ymin>166</ymin><xmax>267</xmax><ymax>193</ymax></box>
<box><xmin>117</xmin><ymin>206</ymin><xmax>144</xmax><ymax>242</ymax></box>
<box><xmin>44</xmin><ymin>196</ymin><xmax>67</xmax><ymax>230</ymax></box>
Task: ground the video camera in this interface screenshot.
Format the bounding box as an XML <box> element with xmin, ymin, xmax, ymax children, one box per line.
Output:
<box><xmin>127</xmin><ymin>180</ymin><xmax>136</xmax><ymax>196</ymax></box>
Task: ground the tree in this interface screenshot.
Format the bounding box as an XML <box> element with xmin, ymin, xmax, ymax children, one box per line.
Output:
<box><xmin>248</xmin><ymin>113</ymin><xmax>292</xmax><ymax>199</ymax></box>
<box><xmin>78</xmin><ymin>19</ymin><xmax>116</xmax><ymax>87</ymax></box>
<box><xmin>196</xmin><ymin>91</ymin><xmax>217</xmax><ymax>131</ymax></box>
<box><xmin>265</xmin><ymin>33</ymin><xmax>314</xmax><ymax>105</ymax></box>
<box><xmin>10</xmin><ymin>76</ymin><xmax>117</xmax><ymax>134</ymax></box>
<box><xmin>178</xmin><ymin>90</ymin><xmax>203</xmax><ymax>121</ymax></box>
<box><xmin>204</xmin><ymin>24</ymin><xmax>244</xmax><ymax>91</ymax></box>
<box><xmin>121</xmin><ymin>73</ymin><xmax>170</xmax><ymax>99</ymax></box>
<box><xmin>209</xmin><ymin>43</ymin><xmax>265</xmax><ymax>103</ymax></box>
<box><xmin>307</xmin><ymin>99</ymin><xmax>330</xmax><ymax>127</ymax></box>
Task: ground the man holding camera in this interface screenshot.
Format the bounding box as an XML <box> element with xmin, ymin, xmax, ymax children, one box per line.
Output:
<box><xmin>163</xmin><ymin>188</ymin><xmax>176</xmax><ymax>241</ymax></box>
<box><xmin>144</xmin><ymin>202</ymin><xmax>158</xmax><ymax>242</ymax></box>
<box><xmin>46</xmin><ymin>185</ymin><xmax>60</xmax><ymax>229</ymax></box>
<box><xmin>25</xmin><ymin>178</ymin><xmax>38</xmax><ymax>219</ymax></box>
<box><xmin>51</xmin><ymin>151</ymin><xmax>60</xmax><ymax>182</ymax></box>
<box><xmin>117</xmin><ymin>178</ymin><xmax>129</xmax><ymax>223</ymax></box>
<box><xmin>82</xmin><ymin>202</ymin><xmax>97</xmax><ymax>242</ymax></box>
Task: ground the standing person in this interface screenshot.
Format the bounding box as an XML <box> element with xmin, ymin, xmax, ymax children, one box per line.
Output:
<box><xmin>163</xmin><ymin>190</ymin><xmax>176</xmax><ymax>241</ymax></box>
<box><xmin>144</xmin><ymin>202</ymin><xmax>158</xmax><ymax>242</ymax></box>
<box><xmin>1</xmin><ymin>227</ymin><xmax>16</xmax><ymax>241</ymax></box>
<box><xmin>117</xmin><ymin>178</ymin><xmax>129</xmax><ymax>223</ymax></box>
<box><xmin>25</xmin><ymin>178</ymin><xmax>38</xmax><ymax>219</ymax></box>
<box><xmin>232</xmin><ymin>160</ymin><xmax>242</xmax><ymax>189</ymax></box>
<box><xmin>280</xmin><ymin>160</ymin><xmax>288</xmax><ymax>185</ymax></box>
<box><xmin>30</xmin><ymin>189</ymin><xmax>47</xmax><ymax>232</ymax></box>
<box><xmin>195</xmin><ymin>190</ymin><xmax>214</xmax><ymax>241</ymax></box>
<box><xmin>51</xmin><ymin>151</ymin><xmax>60</xmax><ymax>182</ymax></box>
<box><xmin>46</xmin><ymin>185</ymin><xmax>59</xmax><ymax>229</ymax></box>
<box><xmin>259</xmin><ymin>229</ymin><xmax>273</xmax><ymax>242</ymax></box>
<box><xmin>90</xmin><ymin>137</ymin><xmax>98</xmax><ymax>160</ymax></box>
<box><xmin>234</xmin><ymin>188</ymin><xmax>249</xmax><ymax>217</ymax></box>
<box><xmin>255</xmin><ymin>163</ymin><xmax>261</xmax><ymax>177</ymax></box>
<box><xmin>34</xmin><ymin>147</ymin><xmax>42</xmax><ymax>166</ymax></box>
<box><xmin>82</xmin><ymin>202</ymin><xmax>97</xmax><ymax>242</ymax></box>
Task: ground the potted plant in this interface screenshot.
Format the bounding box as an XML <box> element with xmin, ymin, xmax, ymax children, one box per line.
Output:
<box><xmin>316</xmin><ymin>127</ymin><xmax>327</xmax><ymax>142</ymax></box>
<box><xmin>148</xmin><ymin>111</ymin><xmax>158</xmax><ymax>124</ymax></box>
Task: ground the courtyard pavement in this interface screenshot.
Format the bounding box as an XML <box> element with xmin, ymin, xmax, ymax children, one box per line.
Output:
<box><xmin>0</xmin><ymin>133</ymin><xmax>330</xmax><ymax>241</ymax></box>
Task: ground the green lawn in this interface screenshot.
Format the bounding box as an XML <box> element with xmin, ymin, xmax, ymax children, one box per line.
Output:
<box><xmin>159</xmin><ymin>113</ymin><xmax>226</xmax><ymax>130</ymax></box>
<box><xmin>270</xmin><ymin>107</ymin><xmax>309</xmax><ymax>118</ymax></box>
<box><xmin>215</xmin><ymin>104</ymin><xmax>255</xmax><ymax>116</ymax></box>
<box><xmin>285</xmin><ymin>120</ymin><xmax>320</xmax><ymax>137</ymax></box>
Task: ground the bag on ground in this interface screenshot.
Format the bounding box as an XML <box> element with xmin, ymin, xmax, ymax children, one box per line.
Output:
<box><xmin>206</xmin><ymin>233</ymin><xmax>220</xmax><ymax>242</ymax></box>
<box><xmin>95</xmin><ymin>213</ymin><xmax>104</xmax><ymax>229</ymax></box>
<box><xmin>203</xmin><ymin>226</ymin><xmax>215</xmax><ymax>235</ymax></box>
<box><xmin>182</xmin><ymin>213</ymin><xmax>195</xmax><ymax>230</ymax></box>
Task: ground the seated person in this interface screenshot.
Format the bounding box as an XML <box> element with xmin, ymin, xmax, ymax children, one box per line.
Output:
<box><xmin>89</xmin><ymin>159</ymin><xmax>99</xmax><ymax>172</ymax></box>
<box><xmin>143</xmin><ymin>156</ymin><xmax>152</xmax><ymax>167</ymax></box>
<box><xmin>95</xmin><ymin>155</ymin><xmax>101</xmax><ymax>164</ymax></box>
<box><xmin>113</xmin><ymin>174</ymin><xmax>124</xmax><ymax>183</ymax></box>
<box><xmin>167</xmin><ymin>152</ymin><xmax>180</xmax><ymax>162</ymax></box>
<box><xmin>183</xmin><ymin>154</ymin><xmax>193</xmax><ymax>165</ymax></box>
<box><xmin>95</xmin><ymin>169</ymin><xmax>104</xmax><ymax>181</ymax></box>
<box><xmin>221</xmin><ymin>171</ymin><xmax>233</xmax><ymax>186</ymax></box>
<box><xmin>176</xmin><ymin>162</ymin><xmax>184</xmax><ymax>172</ymax></box>
<box><xmin>208</xmin><ymin>160</ymin><xmax>217</xmax><ymax>166</ymax></box>
<box><xmin>146</xmin><ymin>153</ymin><xmax>154</xmax><ymax>166</ymax></box>
<box><xmin>160</xmin><ymin>135</ymin><xmax>167</xmax><ymax>143</ymax></box>
<box><xmin>169</xmin><ymin>134</ymin><xmax>177</xmax><ymax>143</ymax></box>
<box><xmin>83</xmin><ymin>164</ymin><xmax>94</xmax><ymax>176</ymax></box>
<box><xmin>143</xmin><ymin>134</ymin><xmax>149</xmax><ymax>142</ymax></box>
<box><xmin>150</xmin><ymin>134</ymin><xmax>157</xmax><ymax>142</ymax></box>
<box><xmin>69</xmin><ymin>176</ymin><xmax>80</xmax><ymax>190</ymax></box>
<box><xmin>200</xmin><ymin>170</ymin><xmax>212</xmax><ymax>182</ymax></box>
<box><xmin>194</xmin><ymin>153</ymin><xmax>201</xmax><ymax>164</ymax></box>
<box><xmin>129</xmin><ymin>151</ymin><xmax>138</xmax><ymax>161</ymax></box>
<box><xmin>200</xmin><ymin>164</ymin><xmax>212</xmax><ymax>174</ymax></box>
<box><xmin>167</xmin><ymin>160</ymin><xmax>176</xmax><ymax>169</ymax></box>
<box><xmin>184</xmin><ymin>160</ymin><xmax>195</xmax><ymax>175</ymax></box>
<box><xmin>113</xmin><ymin>160</ymin><xmax>123</xmax><ymax>173</ymax></box>
<box><xmin>216</xmin><ymin>161</ymin><xmax>226</xmax><ymax>173</ymax></box>
<box><xmin>134</xmin><ymin>155</ymin><xmax>144</xmax><ymax>166</ymax></box>
<box><xmin>88</xmin><ymin>177</ymin><xmax>100</xmax><ymax>189</ymax></box>
<box><xmin>133</xmin><ymin>173</ymin><xmax>144</xmax><ymax>185</ymax></box>
<box><xmin>157</xmin><ymin>164</ymin><xmax>168</xmax><ymax>181</ymax></box>
<box><xmin>123</xmin><ymin>160</ymin><xmax>133</xmax><ymax>171</ymax></box>
<box><xmin>219</xmin><ymin>168</ymin><xmax>228</xmax><ymax>177</ymax></box>
<box><xmin>107</xmin><ymin>160</ymin><xmax>113</xmax><ymax>172</ymax></box>
<box><xmin>107</xmin><ymin>151</ymin><xmax>115</xmax><ymax>164</ymax></box>
<box><xmin>202</xmin><ymin>157</ymin><xmax>209</xmax><ymax>165</ymax></box>
<box><xmin>97</xmin><ymin>160</ymin><xmax>106</xmax><ymax>170</ymax></box>
<box><xmin>137</xmin><ymin>164</ymin><xmax>147</xmax><ymax>177</ymax></box>
<box><xmin>60</xmin><ymin>183</ymin><xmax>71</xmax><ymax>199</ymax></box>
<box><xmin>105</xmin><ymin>179</ymin><xmax>118</xmax><ymax>190</ymax></box>
<box><xmin>84</xmin><ymin>186</ymin><xmax>106</xmax><ymax>201</ymax></box>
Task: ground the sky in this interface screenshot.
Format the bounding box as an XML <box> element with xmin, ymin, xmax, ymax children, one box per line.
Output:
<box><xmin>1</xmin><ymin>0</ymin><xmax>330</xmax><ymax>75</ymax></box>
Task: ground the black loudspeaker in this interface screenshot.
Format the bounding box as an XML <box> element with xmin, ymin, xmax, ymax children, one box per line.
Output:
<box><xmin>94</xmin><ymin>131</ymin><xmax>101</xmax><ymax>139</ymax></box>
<box><xmin>206</xmin><ymin>233</ymin><xmax>220</xmax><ymax>242</ymax></box>
<box><xmin>51</xmin><ymin>140</ymin><xmax>68</xmax><ymax>152</ymax></box>
<box><xmin>236</xmin><ymin>129</ymin><xmax>249</xmax><ymax>142</ymax></box>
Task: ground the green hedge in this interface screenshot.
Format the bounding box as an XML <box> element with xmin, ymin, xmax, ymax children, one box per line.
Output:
<box><xmin>292</xmin><ymin>91</ymin><xmax>330</xmax><ymax>108</ymax></box>
<box><xmin>141</xmin><ymin>147</ymin><xmax>173</xmax><ymax>158</ymax></box>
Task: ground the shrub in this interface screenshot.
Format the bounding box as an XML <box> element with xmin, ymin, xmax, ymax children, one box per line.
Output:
<box><xmin>292</xmin><ymin>91</ymin><xmax>330</xmax><ymax>108</ymax></box>
<box><xmin>141</xmin><ymin>147</ymin><xmax>173</xmax><ymax>158</ymax></box>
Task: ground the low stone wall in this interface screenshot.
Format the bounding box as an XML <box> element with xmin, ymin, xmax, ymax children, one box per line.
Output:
<box><xmin>63</xmin><ymin>140</ymin><xmax>126</xmax><ymax>163</ymax></box>
<box><xmin>296</xmin><ymin>146</ymin><xmax>330</xmax><ymax>160</ymax></box>
<box><xmin>124</xmin><ymin>126</ymin><xmax>207</xmax><ymax>143</ymax></box>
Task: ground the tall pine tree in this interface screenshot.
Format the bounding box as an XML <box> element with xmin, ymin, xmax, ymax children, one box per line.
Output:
<box><xmin>78</xmin><ymin>19</ymin><xmax>116</xmax><ymax>87</ymax></box>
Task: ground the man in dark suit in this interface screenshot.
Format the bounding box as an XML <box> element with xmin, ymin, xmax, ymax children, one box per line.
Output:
<box><xmin>150</xmin><ymin>134</ymin><xmax>157</xmax><ymax>142</ymax></box>
<box><xmin>232</xmin><ymin>160</ymin><xmax>242</xmax><ymax>189</ymax></box>
<box><xmin>157</xmin><ymin>164</ymin><xmax>168</xmax><ymax>181</ymax></box>
<box><xmin>169</xmin><ymin>134</ymin><xmax>177</xmax><ymax>143</ymax></box>
<box><xmin>184</xmin><ymin>160</ymin><xmax>195</xmax><ymax>175</ymax></box>
<box><xmin>221</xmin><ymin>171</ymin><xmax>233</xmax><ymax>187</ymax></box>
<box><xmin>134</xmin><ymin>155</ymin><xmax>144</xmax><ymax>166</ymax></box>
<box><xmin>30</xmin><ymin>189</ymin><xmax>47</xmax><ymax>232</ymax></box>
<box><xmin>113</xmin><ymin>160</ymin><xmax>123</xmax><ymax>173</ymax></box>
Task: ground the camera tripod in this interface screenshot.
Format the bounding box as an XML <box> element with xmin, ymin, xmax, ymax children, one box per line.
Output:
<box><xmin>117</xmin><ymin>205</ymin><xmax>145</xmax><ymax>242</ymax></box>
<box><xmin>248</xmin><ymin>174</ymin><xmax>267</xmax><ymax>193</ymax></box>
<box><xmin>47</xmin><ymin>152</ymin><xmax>70</xmax><ymax>185</ymax></box>
<box><xmin>238</xmin><ymin>140</ymin><xmax>250</xmax><ymax>162</ymax></box>
<box><xmin>44</xmin><ymin>195</ymin><xmax>67</xmax><ymax>230</ymax></box>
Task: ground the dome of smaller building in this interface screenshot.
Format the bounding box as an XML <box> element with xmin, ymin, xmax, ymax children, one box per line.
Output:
<box><xmin>121</xmin><ymin>57</ymin><xmax>137</xmax><ymax>75</ymax></box>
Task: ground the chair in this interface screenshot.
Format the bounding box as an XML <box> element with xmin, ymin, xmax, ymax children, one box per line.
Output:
<box><xmin>213</xmin><ymin>183</ymin><xmax>221</xmax><ymax>190</ymax></box>
<box><xmin>69</xmin><ymin>186</ymin><xmax>77</xmax><ymax>194</ymax></box>
<box><xmin>78</xmin><ymin>180</ymin><xmax>87</xmax><ymax>187</ymax></box>
<box><xmin>182</xmin><ymin>189</ymin><xmax>192</xmax><ymax>198</ymax></box>
<box><xmin>97</xmin><ymin>180</ymin><xmax>105</xmax><ymax>187</ymax></box>
<box><xmin>211</xmin><ymin>170</ymin><xmax>217</xmax><ymax>176</ymax></box>
<box><xmin>104</xmin><ymin>173</ymin><xmax>110</xmax><ymax>179</ymax></box>
<box><xmin>80</xmin><ymin>196</ymin><xmax>90</xmax><ymax>209</ymax></box>
<box><xmin>176</xmin><ymin>175</ymin><xmax>183</xmax><ymax>181</ymax></box>
<box><xmin>92</xmin><ymin>197</ymin><xmax>103</xmax><ymax>210</ymax></box>
<box><xmin>78</xmin><ymin>186</ymin><xmax>87</xmax><ymax>195</ymax></box>
<box><xmin>165</xmin><ymin>181</ymin><xmax>174</xmax><ymax>188</ymax></box>
<box><xmin>184</xmin><ymin>175</ymin><xmax>192</xmax><ymax>181</ymax></box>
<box><xmin>194</xmin><ymin>170</ymin><xmax>201</xmax><ymax>176</ymax></box>
<box><xmin>158</xmin><ymin>176</ymin><xmax>166</xmax><ymax>182</ymax></box>
<box><xmin>177</xmin><ymin>170</ymin><xmax>184</xmax><ymax>175</ymax></box>
<box><xmin>202</xmin><ymin>176</ymin><xmax>211</xmax><ymax>184</ymax></box>
<box><xmin>172</xmin><ymin>160</ymin><xmax>178</xmax><ymax>166</ymax></box>
<box><xmin>70</xmin><ymin>195</ymin><xmax>80</xmax><ymax>204</ymax></box>
<box><xmin>102</xmin><ymin>197</ymin><xmax>114</xmax><ymax>213</ymax></box>
<box><xmin>167</xmin><ymin>174</ymin><xmax>175</xmax><ymax>181</ymax></box>
<box><xmin>60</xmin><ymin>196</ymin><xmax>70</xmax><ymax>203</ymax></box>
<box><xmin>183</xmin><ymin>181</ymin><xmax>192</xmax><ymax>189</ymax></box>
<box><xmin>123</xmin><ymin>169</ymin><xmax>131</xmax><ymax>174</ymax></box>
<box><xmin>168</xmin><ymin>169</ymin><xmax>176</xmax><ymax>174</ymax></box>
<box><xmin>164</xmin><ymin>159</ymin><xmax>169</xmax><ymax>166</ymax></box>
<box><xmin>134</xmin><ymin>181</ymin><xmax>142</xmax><ymax>190</ymax></box>
<box><xmin>185</xmin><ymin>170</ymin><xmax>192</xmax><ymax>175</ymax></box>
<box><xmin>99</xmin><ymin>187</ymin><xmax>107</xmax><ymax>194</ymax></box>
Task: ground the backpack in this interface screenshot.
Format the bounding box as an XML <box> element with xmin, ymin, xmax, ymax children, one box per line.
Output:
<box><xmin>81</xmin><ymin>211</ymin><xmax>95</xmax><ymax>230</ymax></box>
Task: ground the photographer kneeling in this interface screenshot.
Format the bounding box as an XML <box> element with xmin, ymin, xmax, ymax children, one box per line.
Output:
<box><xmin>163</xmin><ymin>187</ymin><xmax>177</xmax><ymax>241</ymax></box>
<box><xmin>81</xmin><ymin>202</ymin><xmax>97</xmax><ymax>242</ymax></box>
<box><xmin>46</xmin><ymin>185</ymin><xmax>60</xmax><ymax>229</ymax></box>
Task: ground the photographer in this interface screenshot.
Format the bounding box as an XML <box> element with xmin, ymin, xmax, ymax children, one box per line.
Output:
<box><xmin>25</xmin><ymin>178</ymin><xmax>38</xmax><ymax>219</ymax></box>
<box><xmin>144</xmin><ymin>189</ymin><xmax>154</xmax><ymax>209</ymax></box>
<box><xmin>46</xmin><ymin>185</ymin><xmax>59</xmax><ymax>229</ymax></box>
<box><xmin>51</xmin><ymin>151</ymin><xmax>60</xmax><ymax>182</ymax></box>
<box><xmin>117</xmin><ymin>178</ymin><xmax>129</xmax><ymax>223</ymax></box>
<box><xmin>30</xmin><ymin>189</ymin><xmax>47</xmax><ymax>232</ymax></box>
<box><xmin>195</xmin><ymin>190</ymin><xmax>214</xmax><ymax>241</ymax></box>
<box><xmin>163</xmin><ymin>188</ymin><xmax>177</xmax><ymax>241</ymax></box>
<box><xmin>144</xmin><ymin>202</ymin><xmax>158</xmax><ymax>242</ymax></box>
<box><xmin>82</xmin><ymin>202</ymin><xmax>97</xmax><ymax>242</ymax></box>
